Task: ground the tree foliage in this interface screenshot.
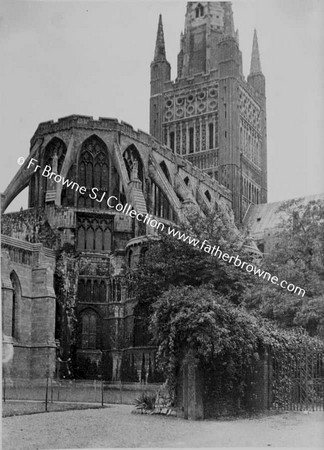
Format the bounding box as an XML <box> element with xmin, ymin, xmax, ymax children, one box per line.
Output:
<box><xmin>130</xmin><ymin>202</ymin><xmax>324</xmax><ymax>404</ymax></box>
<box><xmin>149</xmin><ymin>285</ymin><xmax>324</xmax><ymax>399</ymax></box>
<box><xmin>244</xmin><ymin>198</ymin><xmax>324</xmax><ymax>335</ymax></box>
<box><xmin>132</xmin><ymin>206</ymin><xmax>253</xmax><ymax>307</ymax></box>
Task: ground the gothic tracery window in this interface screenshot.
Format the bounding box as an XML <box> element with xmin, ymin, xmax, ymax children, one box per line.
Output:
<box><xmin>81</xmin><ymin>310</ymin><xmax>98</xmax><ymax>349</ymax></box>
<box><xmin>78</xmin><ymin>136</ymin><xmax>109</xmax><ymax>209</ymax></box>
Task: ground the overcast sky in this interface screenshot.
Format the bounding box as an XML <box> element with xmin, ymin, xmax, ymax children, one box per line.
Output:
<box><xmin>1</xmin><ymin>0</ymin><xmax>324</xmax><ymax>212</ymax></box>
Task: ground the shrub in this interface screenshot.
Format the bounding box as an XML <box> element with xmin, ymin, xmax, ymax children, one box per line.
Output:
<box><xmin>134</xmin><ymin>392</ymin><xmax>156</xmax><ymax>410</ymax></box>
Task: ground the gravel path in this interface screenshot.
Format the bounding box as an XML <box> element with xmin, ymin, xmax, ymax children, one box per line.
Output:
<box><xmin>2</xmin><ymin>404</ymin><xmax>324</xmax><ymax>449</ymax></box>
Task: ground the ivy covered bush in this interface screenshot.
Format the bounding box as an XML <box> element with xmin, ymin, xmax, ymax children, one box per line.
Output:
<box><xmin>149</xmin><ymin>285</ymin><xmax>324</xmax><ymax>410</ymax></box>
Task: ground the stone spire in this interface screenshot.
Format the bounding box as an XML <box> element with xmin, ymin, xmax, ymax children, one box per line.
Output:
<box><xmin>250</xmin><ymin>29</ymin><xmax>262</xmax><ymax>74</ymax></box>
<box><xmin>154</xmin><ymin>14</ymin><xmax>167</xmax><ymax>62</ymax></box>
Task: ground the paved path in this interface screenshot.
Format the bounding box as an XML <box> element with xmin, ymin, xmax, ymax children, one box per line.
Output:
<box><xmin>2</xmin><ymin>404</ymin><xmax>324</xmax><ymax>449</ymax></box>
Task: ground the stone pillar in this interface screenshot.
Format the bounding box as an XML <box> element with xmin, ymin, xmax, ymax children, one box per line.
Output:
<box><xmin>182</xmin><ymin>350</ymin><xmax>204</xmax><ymax>420</ymax></box>
<box><xmin>2</xmin><ymin>286</ymin><xmax>13</xmax><ymax>337</ymax></box>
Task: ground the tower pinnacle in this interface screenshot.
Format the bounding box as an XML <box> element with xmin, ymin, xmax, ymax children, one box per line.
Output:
<box><xmin>223</xmin><ymin>3</ymin><xmax>235</xmax><ymax>37</ymax></box>
<box><xmin>154</xmin><ymin>14</ymin><xmax>167</xmax><ymax>62</ymax></box>
<box><xmin>249</xmin><ymin>29</ymin><xmax>262</xmax><ymax>74</ymax></box>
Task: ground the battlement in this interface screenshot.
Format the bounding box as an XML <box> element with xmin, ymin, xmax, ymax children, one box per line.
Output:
<box><xmin>31</xmin><ymin>114</ymin><xmax>231</xmax><ymax>203</ymax></box>
<box><xmin>31</xmin><ymin>115</ymin><xmax>153</xmax><ymax>148</ymax></box>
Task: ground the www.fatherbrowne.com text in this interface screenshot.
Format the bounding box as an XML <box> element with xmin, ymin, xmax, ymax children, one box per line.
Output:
<box><xmin>23</xmin><ymin>158</ymin><xmax>306</xmax><ymax>297</ymax></box>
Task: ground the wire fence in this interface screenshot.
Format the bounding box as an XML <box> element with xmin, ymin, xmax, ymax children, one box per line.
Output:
<box><xmin>2</xmin><ymin>376</ymin><xmax>161</xmax><ymax>411</ymax></box>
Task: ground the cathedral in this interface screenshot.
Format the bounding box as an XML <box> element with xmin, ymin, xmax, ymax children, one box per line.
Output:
<box><xmin>1</xmin><ymin>2</ymin><xmax>267</xmax><ymax>380</ymax></box>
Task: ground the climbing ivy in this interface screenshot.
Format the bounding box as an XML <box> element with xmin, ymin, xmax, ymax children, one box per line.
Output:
<box><xmin>150</xmin><ymin>285</ymin><xmax>324</xmax><ymax>405</ymax></box>
<box><xmin>55</xmin><ymin>243</ymin><xmax>80</xmax><ymax>349</ymax></box>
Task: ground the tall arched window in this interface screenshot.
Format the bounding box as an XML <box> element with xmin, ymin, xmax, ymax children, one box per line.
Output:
<box><xmin>10</xmin><ymin>271</ymin><xmax>21</xmax><ymax>339</ymax></box>
<box><xmin>195</xmin><ymin>3</ymin><xmax>204</xmax><ymax>18</ymax></box>
<box><xmin>78</xmin><ymin>136</ymin><xmax>109</xmax><ymax>209</ymax></box>
<box><xmin>81</xmin><ymin>310</ymin><xmax>98</xmax><ymax>349</ymax></box>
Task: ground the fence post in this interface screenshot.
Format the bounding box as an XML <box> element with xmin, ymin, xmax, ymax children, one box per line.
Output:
<box><xmin>50</xmin><ymin>377</ymin><xmax>53</xmax><ymax>403</ymax></box>
<box><xmin>101</xmin><ymin>378</ymin><xmax>104</xmax><ymax>407</ymax></box>
<box><xmin>45</xmin><ymin>376</ymin><xmax>49</xmax><ymax>412</ymax></box>
<box><xmin>3</xmin><ymin>375</ymin><xmax>6</xmax><ymax>403</ymax></box>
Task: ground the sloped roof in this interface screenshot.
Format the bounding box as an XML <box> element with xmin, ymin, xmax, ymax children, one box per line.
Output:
<box><xmin>243</xmin><ymin>193</ymin><xmax>324</xmax><ymax>238</ymax></box>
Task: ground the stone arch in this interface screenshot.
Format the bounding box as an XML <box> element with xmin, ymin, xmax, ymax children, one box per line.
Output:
<box><xmin>42</xmin><ymin>137</ymin><xmax>67</xmax><ymax>173</ymax></box>
<box><xmin>123</xmin><ymin>144</ymin><xmax>144</xmax><ymax>185</ymax></box>
<box><xmin>38</xmin><ymin>137</ymin><xmax>67</xmax><ymax>206</ymax></box>
<box><xmin>10</xmin><ymin>270</ymin><xmax>21</xmax><ymax>340</ymax></box>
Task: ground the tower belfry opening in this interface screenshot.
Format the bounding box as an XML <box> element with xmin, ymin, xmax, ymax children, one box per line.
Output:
<box><xmin>195</xmin><ymin>3</ymin><xmax>204</xmax><ymax>17</ymax></box>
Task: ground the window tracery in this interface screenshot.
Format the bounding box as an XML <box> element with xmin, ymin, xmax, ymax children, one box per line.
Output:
<box><xmin>78</xmin><ymin>136</ymin><xmax>109</xmax><ymax>209</ymax></box>
<box><xmin>77</xmin><ymin>214</ymin><xmax>113</xmax><ymax>251</ymax></box>
<box><xmin>80</xmin><ymin>310</ymin><xmax>98</xmax><ymax>349</ymax></box>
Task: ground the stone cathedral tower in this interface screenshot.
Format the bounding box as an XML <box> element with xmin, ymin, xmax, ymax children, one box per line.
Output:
<box><xmin>150</xmin><ymin>2</ymin><xmax>267</xmax><ymax>221</ymax></box>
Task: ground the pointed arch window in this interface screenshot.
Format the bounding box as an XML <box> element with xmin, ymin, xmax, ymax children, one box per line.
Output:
<box><xmin>81</xmin><ymin>310</ymin><xmax>98</xmax><ymax>349</ymax></box>
<box><xmin>10</xmin><ymin>271</ymin><xmax>21</xmax><ymax>339</ymax></box>
<box><xmin>195</xmin><ymin>4</ymin><xmax>204</xmax><ymax>18</ymax></box>
<box><xmin>78</xmin><ymin>136</ymin><xmax>110</xmax><ymax>209</ymax></box>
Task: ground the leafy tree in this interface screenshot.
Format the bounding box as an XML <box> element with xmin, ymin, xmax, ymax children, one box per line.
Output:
<box><xmin>244</xmin><ymin>198</ymin><xmax>324</xmax><ymax>336</ymax></box>
<box><xmin>132</xmin><ymin>206</ymin><xmax>253</xmax><ymax>307</ymax></box>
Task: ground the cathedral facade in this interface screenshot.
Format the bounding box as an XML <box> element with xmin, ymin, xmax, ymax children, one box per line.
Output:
<box><xmin>1</xmin><ymin>2</ymin><xmax>266</xmax><ymax>380</ymax></box>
